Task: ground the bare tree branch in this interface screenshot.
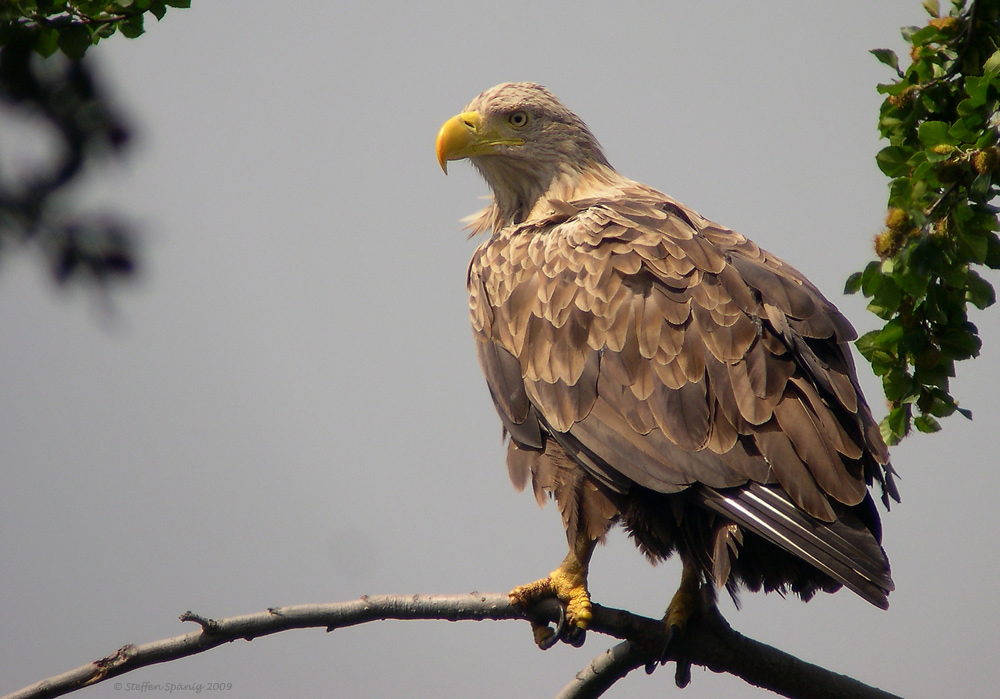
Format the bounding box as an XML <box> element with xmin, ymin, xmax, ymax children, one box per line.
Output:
<box><xmin>565</xmin><ymin>606</ymin><xmax>905</xmax><ymax>699</ymax></box>
<box><xmin>1</xmin><ymin>593</ymin><xmax>903</xmax><ymax>699</ymax></box>
<box><xmin>556</xmin><ymin>641</ymin><xmax>646</xmax><ymax>699</ymax></box>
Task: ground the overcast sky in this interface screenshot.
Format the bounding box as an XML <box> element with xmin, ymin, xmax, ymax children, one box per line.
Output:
<box><xmin>2</xmin><ymin>2</ymin><xmax>997</xmax><ymax>698</ymax></box>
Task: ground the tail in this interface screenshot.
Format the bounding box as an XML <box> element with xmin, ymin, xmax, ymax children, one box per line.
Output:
<box><xmin>693</xmin><ymin>483</ymin><xmax>893</xmax><ymax>609</ymax></box>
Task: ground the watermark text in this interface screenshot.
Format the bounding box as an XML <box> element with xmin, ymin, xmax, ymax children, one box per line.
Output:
<box><xmin>113</xmin><ymin>681</ymin><xmax>232</xmax><ymax>693</ymax></box>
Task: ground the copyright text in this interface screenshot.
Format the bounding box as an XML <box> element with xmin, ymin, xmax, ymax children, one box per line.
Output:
<box><xmin>113</xmin><ymin>681</ymin><xmax>232</xmax><ymax>693</ymax></box>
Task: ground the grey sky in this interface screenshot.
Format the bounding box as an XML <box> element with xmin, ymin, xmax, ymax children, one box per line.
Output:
<box><xmin>2</xmin><ymin>2</ymin><xmax>997</xmax><ymax>697</ymax></box>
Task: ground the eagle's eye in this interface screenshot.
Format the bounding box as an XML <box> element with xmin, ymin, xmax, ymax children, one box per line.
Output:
<box><xmin>508</xmin><ymin>110</ymin><xmax>530</xmax><ymax>129</ymax></box>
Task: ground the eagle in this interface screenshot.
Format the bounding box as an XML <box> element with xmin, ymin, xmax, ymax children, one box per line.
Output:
<box><xmin>436</xmin><ymin>82</ymin><xmax>899</xmax><ymax>649</ymax></box>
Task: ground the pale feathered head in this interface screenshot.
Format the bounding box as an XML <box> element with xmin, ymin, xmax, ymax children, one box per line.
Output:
<box><xmin>436</xmin><ymin>82</ymin><xmax>613</xmax><ymax>226</ymax></box>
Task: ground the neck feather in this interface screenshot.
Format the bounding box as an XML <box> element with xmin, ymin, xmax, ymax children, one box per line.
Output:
<box><xmin>471</xmin><ymin>159</ymin><xmax>623</xmax><ymax>232</ymax></box>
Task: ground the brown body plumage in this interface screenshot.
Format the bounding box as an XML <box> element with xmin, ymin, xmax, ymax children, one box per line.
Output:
<box><xmin>438</xmin><ymin>83</ymin><xmax>898</xmax><ymax>636</ymax></box>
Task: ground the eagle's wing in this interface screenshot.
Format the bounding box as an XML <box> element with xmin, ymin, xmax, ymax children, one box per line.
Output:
<box><xmin>469</xmin><ymin>186</ymin><xmax>897</xmax><ymax>603</ymax></box>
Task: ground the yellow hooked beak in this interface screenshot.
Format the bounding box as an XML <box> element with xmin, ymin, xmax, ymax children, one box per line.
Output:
<box><xmin>435</xmin><ymin>110</ymin><xmax>524</xmax><ymax>173</ymax></box>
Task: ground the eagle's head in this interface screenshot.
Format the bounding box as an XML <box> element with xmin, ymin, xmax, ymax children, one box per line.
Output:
<box><xmin>436</xmin><ymin>82</ymin><xmax>613</xmax><ymax>226</ymax></box>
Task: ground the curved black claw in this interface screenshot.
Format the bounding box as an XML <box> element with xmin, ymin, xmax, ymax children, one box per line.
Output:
<box><xmin>563</xmin><ymin>624</ymin><xmax>587</xmax><ymax>648</ymax></box>
<box><xmin>530</xmin><ymin>599</ymin><xmax>588</xmax><ymax>649</ymax></box>
<box><xmin>534</xmin><ymin>602</ymin><xmax>565</xmax><ymax>650</ymax></box>
<box><xmin>645</xmin><ymin>622</ymin><xmax>682</xmax><ymax>674</ymax></box>
<box><xmin>674</xmin><ymin>658</ymin><xmax>692</xmax><ymax>689</ymax></box>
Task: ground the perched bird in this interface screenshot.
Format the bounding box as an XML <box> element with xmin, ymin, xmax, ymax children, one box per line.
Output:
<box><xmin>436</xmin><ymin>82</ymin><xmax>899</xmax><ymax>648</ymax></box>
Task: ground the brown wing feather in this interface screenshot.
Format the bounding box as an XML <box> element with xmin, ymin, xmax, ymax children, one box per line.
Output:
<box><xmin>469</xmin><ymin>184</ymin><xmax>894</xmax><ymax>539</ymax></box>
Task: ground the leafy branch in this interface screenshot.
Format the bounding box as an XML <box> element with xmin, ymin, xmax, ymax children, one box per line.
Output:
<box><xmin>0</xmin><ymin>2</ymin><xmax>190</xmax><ymax>290</ymax></box>
<box><xmin>0</xmin><ymin>593</ymin><xmax>902</xmax><ymax>699</ymax></box>
<box><xmin>0</xmin><ymin>1</ymin><xmax>192</xmax><ymax>59</ymax></box>
<box><xmin>847</xmin><ymin>0</ymin><xmax>1000</xmax><ymax>445</ymax></box>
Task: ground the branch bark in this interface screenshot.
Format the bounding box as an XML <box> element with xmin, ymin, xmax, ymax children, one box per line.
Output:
<box><xmin>1</xmin><ymin>593</ymin><xmax>902</xmax><ymax>699</ymax></box>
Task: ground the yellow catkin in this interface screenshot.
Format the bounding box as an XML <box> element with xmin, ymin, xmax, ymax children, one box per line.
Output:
<box><xmin>973</xmin><ymin>148</ymin><xmax>999</xmax><ymax>174</ymax></box>
<box><xmin>885</xmin><ymin>208</ymin><xmax>910</xmax><ymax>232</ymax></box>
<box><xmin>874</xmin><ymin>229</ymin><xmax>902</xmax><ymax>259</ymax></box>
<box><xmin>888</xmin><ymin>87</ymin><xmax>917</xmax><ymax>109</ymax></box>
<box><xmin>928</xmin><ymin>17</ymin><xmax>961</xmax><ymax>32</ymax></box>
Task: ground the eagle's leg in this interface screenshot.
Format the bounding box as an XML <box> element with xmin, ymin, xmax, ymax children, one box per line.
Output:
<box><xmin>649</xmin><ymin>557</ymin><xmax>705</xmax><ymax>686</ymax></box>
<box><xmin>664</xmin><ymin>557</ymin><xmax>702</xmax><ymax>639</ymax></box>
<box><xmin>509</xmin><ymin>532</ymin><xmax>596</xmax><ymax>649</ymax></box>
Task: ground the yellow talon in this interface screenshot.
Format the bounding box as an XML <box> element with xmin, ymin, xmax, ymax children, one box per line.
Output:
<box><xmin>551</xmin><ymin>563</ymin><xmax>592</xmax><ymax>629</ymax></box>
<box><xmin>510</xmin><ymin>535</ymin><xmax>597</xmax><ymax>647</ymax></box>
<box><xmin>509</xmin><ymin>566</ymin><xmax>592</xmax><ymax>630</ymax></box>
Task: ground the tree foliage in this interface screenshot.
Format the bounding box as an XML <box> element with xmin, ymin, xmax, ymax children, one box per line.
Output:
<box><xmin>0</xmin><ymin>2</ymin><xmax>189</xmax><ymax>289</ymax></box>
<box><xmin>848</xmin><ymin>0</ymin><xmax>1000</xmax><ymax>444</ymax></box>
<box><xmin>1</xmin><ymin>1</ymin><xmax>191</xmax><ymax>59</ymax></box>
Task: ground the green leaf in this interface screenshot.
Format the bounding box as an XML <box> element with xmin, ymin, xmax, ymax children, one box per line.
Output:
<box><xmin>984</xmin><ymin>49</ymin><xmax>1000</xmax><ymax>77</ymax></box>
<box><xmin>964</xmin><ymin>270</ymin><xmax>995</xmax><ymax>309</ymax></box>
<box><xmin>870</xmin><ymin>270</ymin><xmax>904</xmax><ymax>313</ymax></box>
<box><xmin>883</xmin><ymin>368</ymin><xmax>915</xmax><ymax>401</ymax></box>
<box><xmin>965</xmin><ymin>76</ymin><xmax>990</xmax><ymax>106</ymax></box>
<box><xmin>149</xmin><ymin>0</ymin><xmax>168</xmax><ymax>20</ymax></box>
<box><xmin>93</xmin><ymin>22</ymin><xmax>118</xmax><ymax>40</ymax></box>
<box><xmin>970</xmin><ymin>172</ymin><xmax>993</xmax><ymax>200</ymax></box>
<box><xmin>984</xmin><ymin>232</ymin><xmax>1000</xmax><ymax>269</ymax></box>
<box><xmin>925</xmin><ymin>394</ymin><xmax>957</xmax><ymax>417</ymax></box>
<box><xmin>118</xmin><ymin>13</ymin><xmax>145</xmax><ymax>39</ymax></box>
<box><xmin>844</xmin><ymin>271</ymin><xmax>864</xmax><ymax>295</ymax></box>
<box><xmin>949</xmin><ymin>118</ymin><xmax>980</xmax><ymax>143</ymax></box>
<box><xmin>855</xmin><ymin>329</ymin><xmax>885</xmax><ymax>359</ymax></box>
<box><xmin>860</xmin><ymin>260</ymin><xmax>884</xmax><ymax>297</ymax></box>
<box><xmin>876</xmin><ymin>146</ymin><xmax>912</xmax><ymax>177</ymax></box>
<box><xmin>876</xmin><ymin>320</ymin><xmax>907</xmax><ymax>346</ymax></box>
<box><xmin>908</xmin><ymin>24</ymin><xmax>942</xmax><ymax>46</ymax></box>
<box><xmin>56</xmin><ymin>24</ymin><xmax>92</xmax><ymax>60</ymax></box>
<box><xmin>918</xmin><ymin>121</ymin><xmax>958</xmax><ymax>147</ymax></box>
<box><xmin>956</xmin><ymin>224</ymin><xmax>989</xmax><ymax>263</ymax></box>
<box><xmin>34</xmin><ymin>26</ymin><xmax>60</xmax><ymax>57</ymax></box>
<box><xmin>922</xmin><ymin>0</ymin><xmax>940</xmax><ymax>17</ymax></box>
<box><xmin>922</xmin><ymin>283</ymin><xmax>951</xmax><ymax>324</ymax></box>
<box><xmin>881</xmin><ymin>405</ymin><xmax>911</xmax><ymax>445</ymax></box>
<box><xmin>919</xmin><ymin>85</ymin><xmax>950</xmax><ymax>113</ymax></box>
<box><xmin>975</xmin><ymin>129</ymin><xmax>999</xmax><ymax>148</ymax></box>
<box><xmin>914</xmin><ymin>414</ymin><xmax>942</xmax><ymax>433</ymax></box>
<box><xmin>164</xmin><ymin>0</ymin><xmax>191</xmax><ymax>7</ymax></box>
<box><xmin>914</xmin><ymin>358</ymin><xmax>954</xmax><ymax>387</ymax></box>
<box><xmin>891</xmin><ymin>255</ymin><xmax>931</xmax><ymax>298</ymax></box>
<box><xmin>876</xmin><ymin>81</ymin><xmax>909</xmax><ymax>96</ymax></box>
<box><xmin>871</xmin><ymin>49</ymin><xmax>902</xmax><ymax>75</ymax></box>
<box><xmin>937</xmin><ymin>324</ymin><xmax>982</xmax><ymax>360</ymax></box>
